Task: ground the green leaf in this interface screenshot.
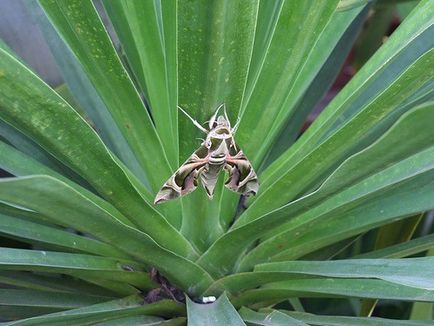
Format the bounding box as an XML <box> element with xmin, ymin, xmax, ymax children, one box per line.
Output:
<box><xmin>93</xmin><ymin>316</ymin><xmax>164</xmax><ymax>326</ymax></box>
<box><xmin>0</xmin><ymin>213</ymin><xmax>127</xmax><ymax>258</ymax></box>
<box><xmin>0</xmin><ymin>46</ymin><xmax>192</xmax><ymax>255</ymax></box>
<box><xmin>252</xmin><ymin>148</ymin><xmax>434</xmax><ymax>263</ymax></box>
<box><xmin>0</xmin><ymin>120</ymin><xmax>89</xmax><ymax>189</ymax></box>
<box><xmin>177</xmin><ymin>0</ymin><xmax>259</xmax><ymax>251</ymax></box>
<box><xmin>241</xmin><ymin>47</ymin><xmax>434</xmax><ymax>228</ymax></box>
<box><xmin>354</xmin><ymin>234</ymin><xmax>434</xmax><ymax>259</ymax></box>
<box><xmin>255</xmin><ymin>257</ymin><xmax>434</xmax><ymax>290</ymax></box>
<box><xmin>282</xmin><ymin>310</ymin><xmax>433</xmax><ymax>325</ymax></box>
<box><xmin>38</xmin><ymin>0</ymin><xmax>173</xmax><ymax>191</ymax></box>
<box><xmin>198</xmin><ymin>103</ymin><xmax>434</xmax><ymax>276</ymax></box>
<box><xmin>337</xmin><ymin>0</ymin><xmax>371</xmax><ymax>12</ymax></box>
<box><xmin>0</xmin><ymin>176</ymin><xmax>213</xmax><ymax>295</ymax></box>
<box><xmin>26</xmin><ymin>1</ymin><xmax>149</xmax><ymax>188</ymax></box>
<box><xmin>186</xmin><ymin>293</ymin><xmax>245</xmax><ymax>326</ymax></box>
<box><xmin>265</xmin><ymin>5</ymin><xmax>367</xmax><ymax>164</ymax></box>
<box><xmin>0</xmin><ymin>139</ymin><xmax>147</xmax><ymax>234</ymax></box>
<box><xmin>249</xmin><ymin>0</ymin><xmax>434</xmax><ymax>221</ymax></box>
<box><xmin>0</xmin><ymin>271</ymin><xmax>119</xmax><ymax>297</ymax></box>
<box><xmin>0</xmin><ymin>289</ymin><xmax>110</xmax><ymax>309</ymax></box>
<box><xmin>232</xmin><ymin>279</ymin><xmax>434</xmax><ymax>307</ymax></box>
<box><xmin>237</xmin><ymin>0</ymin><xmax>340</xmax><ymax>166</ymax></box>
<box><xmin>239</xmin><ymin>307</ymin><xmax>308</xmax><ymax>326</ymax></box>
<box><xmin>103</xmin><ymin>0</ymin><xmax>178</xmax><ymax>168</ymax></box>
<box><xmin>0</xmin><ymin>248</ymin><xmax>151</xmax><ymax>289</ymax></box>
<box><xmin>2</xmin><ymin>295</ymin><xmax>184</xmax><ymax>325</ymax></box>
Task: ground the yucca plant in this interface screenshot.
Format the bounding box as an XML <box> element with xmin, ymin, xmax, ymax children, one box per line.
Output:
<box><xmin>0</xmin><ymin>0</ymin><xmax>433</xmax><ymax>324</ymax></box>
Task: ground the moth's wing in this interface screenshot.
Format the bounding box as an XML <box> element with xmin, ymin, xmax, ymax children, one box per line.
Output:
<box><xmin>154</xmin><ymin>147</ymin><xmax>208</xmax><ymax>204</ymax></box>
<box><xmin>200</xmin><ymin>164</ymin><xmax>224</xmax><ymax>199</ymax></box>
<box><xmin>225</xmin><ymin>150</ymin><xmax>259</xmax><ymax>196</ymax></box>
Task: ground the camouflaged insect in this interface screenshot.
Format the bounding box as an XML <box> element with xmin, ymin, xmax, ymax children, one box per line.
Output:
<box><xmin>154</xmin><ymin>104</ymin><xmax>259</xmax><ymax>204</ymax></box>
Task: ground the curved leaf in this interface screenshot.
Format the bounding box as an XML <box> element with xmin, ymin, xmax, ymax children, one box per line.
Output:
<box><xmin>0</xmin><ymin>47</ymin><xmax>192</xmax><ymax>256</ymax></box>
<box><xmin>186</xmin><ymin>293</ymin><xmax>245</xmax><ymax>326</ymax></box>
<box><xmin>197</xmin><ymin>103</ymin><xmax>434</xmax><ymax>276</ymax></box>
<box><xmin>0</xmin><ymin>289</ymin><xmax>110</xmax><ymax>309</ymax></box>
<box><xmin>282</xmin><ymin>311</ymin><xmax>432</xmax><ymax>326</ymax></box>
<box><xmin>239</xmin><ymin>308</ymin><xmax>308</xmax><ymax>326</ymax></box>
<box><xmin>237</xmin><ymin>0</ymin><xmax>339</xmax><ymax>165</ymax></box>
<box><xmin>232</xmin><ymin>279</ymin><xmax>434</xmax><ymax>307</ymax></box>
<box><xmin>3</xmin><ymin>295</ymin><xmax>184</xmax><ymax>326</ymax></box>
<box><xmin>240</xmin><ymin>46</ymin><xmax>434</xmax><ymax>226</ymax></box>
<box><xmin>0</xmin><ymin>248</ymin><xmax>151</xmax><ymax>289</ymax></box>
<box><xmin>0</xmin><ymin>176</ymin><xmax>213</xmax><ymax>295</ymax></box>
<box><xmin>355</xmin><ymin>234</ymin><xmax>434</xmax><ymax>259</ymax></box>
<box><xmin>177</xmin><ymin>0</ymin><xmax>259</xmax><ymax>251</ymax></box>
<box><xmin>103</xmin><ymin>0</ymin><xmax>178</xmax><ymax>168</ymax></box>
<box><xmin>0</xmin><ymin>213</ymin><xmax>126</xmax><ymax>258</ymax></box>
<box><xmin>255</xmin><ymin>258</ymin><xmax>434</xmax><ymax>290</ymax></box>
<box><xmin>26</xmin><ymin>1</ymin><xmax>149</xmax><ymax>187</ymax></box>
<box><xmin>38</xmin><ymin>0</ymin><xmax>173</xmax><ymax>191</ymax></box>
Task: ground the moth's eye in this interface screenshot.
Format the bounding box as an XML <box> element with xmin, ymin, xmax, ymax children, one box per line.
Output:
<box><xmin>206</xmin><ymin>141</ymin><xmax>212</xmax><ymax>148</ymax></box>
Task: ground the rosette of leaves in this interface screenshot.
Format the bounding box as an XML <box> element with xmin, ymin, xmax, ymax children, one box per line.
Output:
<box><xmin>0</xmin><ymin>0</ymin><xmax>433</xmax><ymax>324</ymax></box>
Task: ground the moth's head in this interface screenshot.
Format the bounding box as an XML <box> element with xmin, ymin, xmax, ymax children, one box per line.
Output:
<box><xmin>216</xmin><ymin>115</ymin><xmax>230</xmax><ymax>127</ymax></box>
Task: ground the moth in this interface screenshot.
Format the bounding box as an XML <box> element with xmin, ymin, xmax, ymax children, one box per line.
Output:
<box><xmin>154</xmin><ymin>104</ymin><xmax>259</xmax><ymax>204</ymax></box>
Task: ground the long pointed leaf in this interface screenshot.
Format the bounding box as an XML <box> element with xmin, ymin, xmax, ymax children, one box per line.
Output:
<box><xmin>0</xmin><ymin>46</ymin><xmax>192</xmax><ymax>256</ymax></box>
<box><xmin>38</xmin><ymin>0</ymin><xmax>173</xmax><ymax>191</ymax></box>
<box><xmin>282</xmin><ymin>311</ymin><xmax>432</xmax><ymax>326</ymax></box>
<box><xmin>177</xmin><ymin>0</ymin><xmax>259</xmax><ymax>251</ymax></box>
<box><xmin>232</xmin><ymin>279</ymin><xmax>434</xmax><ymax>307</ymax></box>
<box><xmin>3</xmin><ymin>295</ymin><xmax>184</xmax><ymax>326</ymax></box>
<box><xmin>26</xmin><ymin>1</ymin><xmax>149</xmax><ymax>187</ymax></box>
<box><xmin>0</xmin><ymin>213</ymin><xmax>126</xmax><ymax>258</ymax></box>
<box><xmin>0</xmin><ymin>176</ymin><xmax>213</xmax><ymax>295</ymax></box>
<box><xmin>0</xmin><ymin>248</ymin><xmax>151</xmax><ymax>289</ymax></box>
<box><xmin>186</xmin><ymin>293</ymin><xmax>245</xmax><ymax>326</ymax></box>
<box><xmin>197</xmin><ymin>103</ymin><xmax>434</xmax><ymax>276</ymax></box>
<box><xmin>103</xmin><ymin>0</ymin><xmax>178</xmax><ymax>168</ymax></box>
<box><xmin>237</xmin><ymin>0</ymin><xmax>340</xmax><ymax>166</ymax></box>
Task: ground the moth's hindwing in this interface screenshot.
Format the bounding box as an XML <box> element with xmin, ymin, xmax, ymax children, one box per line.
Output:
<box><xmin>225</xmin><ymin>150</ymin><xmax>259</xmax><ymax>196</ymax></box>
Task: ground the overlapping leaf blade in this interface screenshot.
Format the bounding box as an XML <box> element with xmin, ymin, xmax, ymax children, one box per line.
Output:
<box><xmin>38</xmin><ymin>0</ymin><xmax>172</xmax><ymax>192</ymax></box>
<box><xmin>197</xmin><ymin>102</ymin><xmax>434</xmax><ymax>276</ymax></box>
<box><xmin>245</xmin><ymin>0</ymin><xmax>434</xmax><ymax>222</ymax></box>
<box><xmin>0</xmin><ymin>248</ymin><xmax>151</xmax><ymax>289</ymax></box>
<box><xmin>237</xmin><ymin>0</ymin><xmax>340</xmax><ymax>166</ymax></box>
<box><xmin>103</xmin><ymin>0</ymin><xmax>178</xmax><ymax>168</ymax></box>
<box><xmin>26</xmin><ymin>1</ymin><xmax>150</xmax><ymax>188</ymax></box>
<box><xmin>177</xmin><ymin>0</ymin><xmax>259</xmax><ymax>251</ymax></box>
<box><xmin>186</xmin><ymin>293</ymin><xmax>245</xmax><ymax>326</ymax></box>
<box><xmin>0</xmin><ymin>176</ymin><xmax>213</xmax><ymax>294</ymax></box>
<box><xmin>0</xmin><ymin>45</ymin><xmax>192</xmax><ymax>255</ymax></box>
<box><xmin>232</xmin><ymin>279</ymin><xmax>434</xmax><ymax>307</ymax></box>
<box><xmin>2</xmin><ymin>295</ymin><xmax>184</xmax><ymax>326</ymax></box>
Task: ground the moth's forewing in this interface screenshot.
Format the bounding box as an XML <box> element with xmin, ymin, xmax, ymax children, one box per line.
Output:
<box><xmin>225</xmin><ymin>150</ymin><xmax>259</xmax><ymax>196</ymax></box>
<box><xmin>154</xmin><ymin>146</ymin><xmax>208</xmax><ymax>204</ymax></box>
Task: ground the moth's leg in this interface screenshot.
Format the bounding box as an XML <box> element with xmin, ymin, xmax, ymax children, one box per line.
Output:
<box><xmin>232</xmin><ymin>116</ymin><xmax>241</xmax><ymax>134</ymax></box>
<box><xmin>209</xmin><ymin>103</ymin><xmax>225</xmax><ymax>129</ymax></box>
<box><xmin>178</xmin><ymin>106</ymin><xmax>209</xmax><ymax>133</ymax></box>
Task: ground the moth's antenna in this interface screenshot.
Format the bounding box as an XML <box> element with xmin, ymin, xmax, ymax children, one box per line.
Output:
<box><xmin>178</xmin><ymin>106</ymin><xmax>208</xmax><ymax>133</ymax></box>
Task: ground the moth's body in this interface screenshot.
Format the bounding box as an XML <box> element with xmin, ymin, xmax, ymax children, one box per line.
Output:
<box><xmin>154</xmin><ymin>105</ymin><xmax>258</xmax><ymax>204</ymax></box>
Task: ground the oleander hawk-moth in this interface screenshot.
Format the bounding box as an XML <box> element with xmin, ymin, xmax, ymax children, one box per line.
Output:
<box><xmin>154</xmin><ymin>104</ymin><xmax>259</xmax><ymax>204</ymax></box>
